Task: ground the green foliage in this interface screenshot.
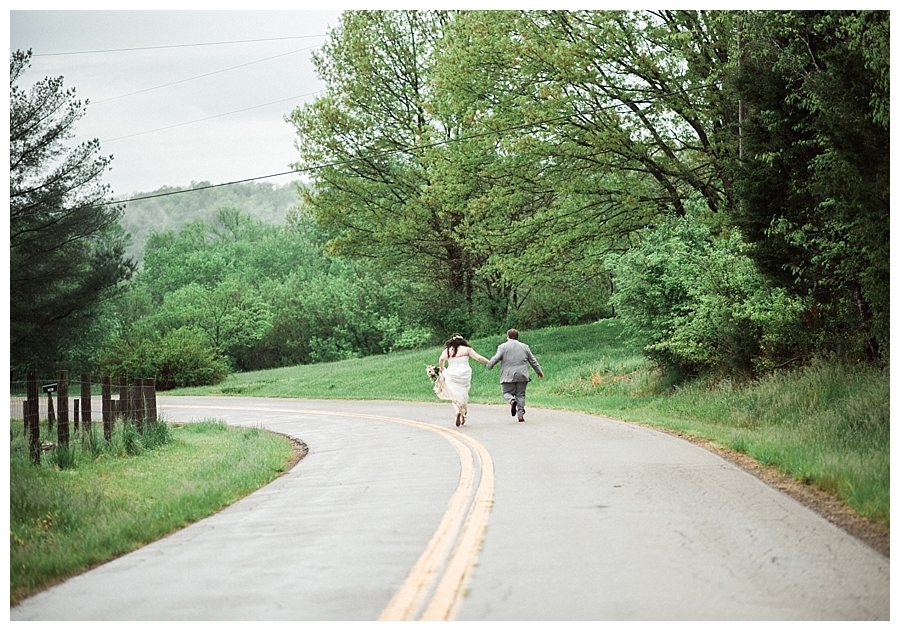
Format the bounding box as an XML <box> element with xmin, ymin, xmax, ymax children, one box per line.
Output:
<box><xmin>118</xmin><ymin>181</ymin><xmax>299</xmax><ymax>263</ymax></box>
<box><xmin>111</xmin><ymin>207</ymin><xmax>433</xmax><ymax>373</ymax></box>
<box><xmin>288</xmin><ymin>10</ymin><xmax>616</xmax><ymax>328</ymax></box>
<box><xmin>260</xmin><ymin>264</ymin><xmax>434</xmax><ymax>366</ymax></box>
<box><xmin>608</xmin><ymin>210</ymin><xmax>807</xmax><ymax>377</ymax></box>
<box><xmin>95</xmin><ymin>327</ymin><xmax>230</xmax><ymax>390</ymax></box>
<box><xmin>730</xmin><ymin>10</ymin><xmax>889</xmax><ymax>363</ymax></box>
<box><xmin>9</xmin><ymin>50</ymin><xmax>135</xmax><ymax>376</ymax></box>
<box><xmin>427</xmin><ymin>10</ymin><xmax>740</xmax><ymax>289</ymax></box>
<box><xmin>155</xmin><ymin>279</ymin><xmax>273</xmax><ymax>362</ymax></box>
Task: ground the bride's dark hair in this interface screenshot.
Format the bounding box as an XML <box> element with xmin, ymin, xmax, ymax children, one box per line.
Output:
<box><xmin>445</xmin><ymin>334</ymin><xmax>470</xmax><ymax>357</ymax></box>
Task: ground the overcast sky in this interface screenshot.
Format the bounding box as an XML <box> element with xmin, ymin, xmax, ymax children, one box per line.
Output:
<box><xmin>10</xmin><ymin>9</ymin><xmax>344</xmax><ymax>197</ymax></box>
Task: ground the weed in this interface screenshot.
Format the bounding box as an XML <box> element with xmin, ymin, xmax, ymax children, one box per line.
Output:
<box><xmin>50</xmin><ymin>444</ymin><xmax>76</xmax><ymax>470</ymax></box>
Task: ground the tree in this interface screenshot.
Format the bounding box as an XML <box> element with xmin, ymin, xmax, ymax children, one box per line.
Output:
<box><xmin>730</xmin><ymin>11</ymin><xmax>889</xmax><ymax>361</ymax></box>
<box><xmin>9</xmin><ymin>50</ymin><xmax>135</xmax><ymax>374</ymax></box>
<box><xmin>288</xmin><ymin>12</ymin><xmax>470</xmax><ymax>293</ymax></box>
<box><xmin>609</xmin><ymin>207</ymin><xmax>807</xmax><ymax>378</ymax></box>
<box><xmin>288</xmin><ymin>11</ymin><xmax>616</xmax><ymax>331</ymax></box>
<box><xmin>155</xmin><ymin>280</ymin><xmax>273</xmax><ymax>366</ymax></box>
<box><xmin>432</xmin><ymin>10</ymin><xmax>741</xmax><ymax>282</ymax></box>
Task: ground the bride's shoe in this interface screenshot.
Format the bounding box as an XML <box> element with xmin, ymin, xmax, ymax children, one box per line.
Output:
<box><xmin>455</xmin><ymin>413</ymin><xmax>461</xmax><ymax>427</ymax></box>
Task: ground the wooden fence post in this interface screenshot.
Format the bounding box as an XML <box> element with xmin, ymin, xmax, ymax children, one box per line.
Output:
<box><xmin>146</xmin><ymin>378</ymin><xmax>157</xmax><ymax>424</ymax></box>
<box><xmin>132</xmin><ymin>378</ymin><xmax>144</xmax><ymax>434</ymax></box>
<box><xmin>102</xmin><ymin>376</ymin><xmax>112</xmax><ymax>442</ymax></box>
<box><xmin>57</xmin><ymin>370</ymin><xmax>69</xmax><ymax>448</ymax></box>
<box><xmin>74</xmin><ymin>400</ymin><xmax>79</xmax><ymax>431</ymax></box>
<box><xmin>81</xmin><ymin>374</ymin><xmax>92</xmax><ymax>440</ymax></box>
<box><xmin>26</xmin><ymin>370</ymin><xmax>40</xmax><ymax>465</ymax></box>
<box><xmin>118</xmin><ymin>377</ymin><xmax>129</xmax><ymax>422</ymax></box>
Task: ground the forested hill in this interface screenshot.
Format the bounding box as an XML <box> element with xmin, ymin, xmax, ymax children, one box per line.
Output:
<box><xmin>117</xmin><ymin>181</ymin><xmax>300</xmax><ymax>262</ymax></box>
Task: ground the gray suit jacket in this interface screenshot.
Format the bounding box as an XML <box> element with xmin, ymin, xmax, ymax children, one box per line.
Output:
<box><xmin>486</xmin><ymin>339</ymin><xmax>543</xmax><ymax>383</ymax></box>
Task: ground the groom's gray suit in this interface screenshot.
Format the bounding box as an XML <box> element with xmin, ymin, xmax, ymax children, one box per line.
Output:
<box><xmin>486</xmin><ymin>337</ymin><xmax>543</xmax><ymax>421</ymax></box>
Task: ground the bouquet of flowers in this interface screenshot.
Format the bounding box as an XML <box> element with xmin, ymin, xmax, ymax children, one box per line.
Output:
<box><xmin>426</xmin><ymin>365</ymin><xmax>440</xmax><ymax>382</ymax></box>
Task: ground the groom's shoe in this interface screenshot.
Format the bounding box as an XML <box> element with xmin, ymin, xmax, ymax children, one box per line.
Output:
<box><xmin>518</xmin><ymin>415</ymin><xmax>525</xmax><ymax>422</ymax></box>
<box><xmin>511</xmin><ymin>400</ymin><xmax>517</xmax><ymax>416</ymax></box>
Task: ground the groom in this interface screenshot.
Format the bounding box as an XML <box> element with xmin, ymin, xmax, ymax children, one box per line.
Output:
<box><xmin>486</xmin><ymin>328</ymin><xmax>544</xmax><ymax>422</ymax></box>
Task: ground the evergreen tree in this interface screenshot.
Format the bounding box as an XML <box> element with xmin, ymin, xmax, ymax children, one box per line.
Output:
<box><xmin>9</xmin><ymin>50</ymin><xmax>135</xmax><ymax>374</ymax></box>
<box><xmin>731</xmin><ymin>11</ymin><xmax>889</xmax><ymax>361</ymax></box>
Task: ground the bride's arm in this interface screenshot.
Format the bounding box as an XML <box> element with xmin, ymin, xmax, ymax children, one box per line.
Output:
<box><xmin>469</xmin><ymin>348</ymin><xmax>489</xmax><ymax>364</ymax></box>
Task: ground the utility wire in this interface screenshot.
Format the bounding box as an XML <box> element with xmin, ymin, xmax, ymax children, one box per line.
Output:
<box><xmin>93</xmin><ymin>44</ymin><xmax>320</xmax><ymax>104</ymax></box>
<box><xmin>32</xmin><ymin>35</ymin><xmax>326</xmax><ymax>57</ymax></box>
<box><xmin>102</xmin><ymin>91</ymin><xmax>322</xmax><ymax>143</ymax></box>
<box><xmin>101</xmin><ymin>89</ymin><xmax>706</xmax><ymax>207</ymax></box>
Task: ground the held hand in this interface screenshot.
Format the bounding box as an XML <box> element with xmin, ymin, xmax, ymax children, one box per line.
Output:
<box><xmin>539</xmin><ymin>373</ymin><xmax>545</xmax><ymax>379</ymax></box>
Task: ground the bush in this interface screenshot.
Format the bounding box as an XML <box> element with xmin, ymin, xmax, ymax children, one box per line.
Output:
<box><xmin>96</xmin><ymin>327</ymin><xmax>230</xmax><ymax>390</ymax></box>
<box><xmin>608</xmin><ymin>211</ymin><xmax>807</xmax><ymax>378</ymax></box>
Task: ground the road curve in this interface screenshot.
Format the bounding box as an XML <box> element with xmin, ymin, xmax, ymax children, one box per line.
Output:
<box><xmin>10</xmin><ymin>397</ymin><xmax>889</xmax><ymax>621</ymax></box>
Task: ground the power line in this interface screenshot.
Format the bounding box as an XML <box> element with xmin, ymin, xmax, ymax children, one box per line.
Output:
<box><xmin>93</xmin><ymin>44</ymin><xmax>321</xmax><ymax>105</ymax></box>
<box><xmin>32</xmin><ymin>35</ymin><xmax>326</xmax><ymax>57</ymax></box>
<box><xmin>102</xmin><ymin>91</ymin><xmax>322</xmax><ymax>143</ymax></box>
<box><xmin>109</xmin><ymin>172</ymin><xmax>302</xmax><ymax>206</ymax></box>
<box><xmin>100</xmin><ymin>81</ymin><xmax>721</xmax><ymax>208</ymax></box>
<box><xmin>101</xmin><ymin>101</ymin><xmax>639</xmax><ymax>207</ymax></box>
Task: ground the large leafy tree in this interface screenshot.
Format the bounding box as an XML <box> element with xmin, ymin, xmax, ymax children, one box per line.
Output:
<box><xmin>288</xmin><ymin>11</ymin><xmax>625</xmax><ymax>331</ymax></box>
<box><xmin>288</xmin><ymin>12</ymin><xmax>453</xmax><ymax>284</ymax></box>
<box><xmin>731</xmin><ymin>10</ymin><xmax>889</xmax><ymax>361</ymax></box>
<box><xmin>10</xmin><ymin>50</ymin><xmax>135</xmax><ymax>374</ymax></box>
<box><xmin>432</xmin><ymin>10</ymin><xmax>741</xmax><ymax>284</ymax></box>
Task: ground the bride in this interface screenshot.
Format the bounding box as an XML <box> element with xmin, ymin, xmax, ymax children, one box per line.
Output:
<box><xmin>434</xmin><ymin>334</ymin><xmax>489</xmax><ymax>427</ymax></box>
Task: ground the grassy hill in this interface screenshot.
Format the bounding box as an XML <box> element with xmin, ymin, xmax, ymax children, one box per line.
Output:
<box><xmin>170</xmin><ymin>319</ymin><xmax>889</xmax><ymax>531</ymax></box>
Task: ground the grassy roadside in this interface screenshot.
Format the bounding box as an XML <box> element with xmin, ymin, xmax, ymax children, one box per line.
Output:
<box><xmin>171</xmin><ymin>319</ymin><xmax>889</xmax><ymax>530</ymax></box>
<box><xmin>9</xmin><ymin>419</ymin><xmax>293</xmax><ymax>606</ymax></box>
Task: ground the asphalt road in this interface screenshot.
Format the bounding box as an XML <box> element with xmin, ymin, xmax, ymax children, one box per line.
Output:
<box><xmin>10</xmin><ymin>397</ymin><xmax>889</xmax><ymax>620</ymax></box>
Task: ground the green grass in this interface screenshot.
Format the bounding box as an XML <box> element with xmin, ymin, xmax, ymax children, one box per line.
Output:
<box><xmin>171</xmin><ymin>319</ymin><xmax>889</xmax><ymax>529</ymax></box>
<box><xmin>9</xmin><ymin>418</ymin><xmax>293</xmax><ymax>606</ymax></box>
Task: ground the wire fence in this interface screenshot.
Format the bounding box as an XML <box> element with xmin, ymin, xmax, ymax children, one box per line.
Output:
<box><xmin>10</xmin><ymin>380</ymin><xmax>104</xmax><ymax>425</ymax></box>
<box><xmin>13</xmin><ymin>372</ymin><xmax>159</xmax><ymax>464</ymax></box>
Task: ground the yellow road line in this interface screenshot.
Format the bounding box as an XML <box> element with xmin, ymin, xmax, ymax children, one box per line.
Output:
<box><xmin>420</xmin><ymin>430</ymin><xmax>495</xmax><ymax>620</ymax></box>
<box><xmin>162</xmin><ymin>403</ymin><xmax>495</xmax><ymax>621</ymax></box>
<box><xmin>378</xmin><ymin>428</ymin><xmax>475</xmax><ymax>620</ymax></box>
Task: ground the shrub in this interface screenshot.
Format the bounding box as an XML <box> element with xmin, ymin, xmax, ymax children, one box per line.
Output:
<box><xmin>96</xmin><ymin>327</ymin><xmax>230</xmax><ymax>390</ymax></box>
<box><xmin>608</xmin><ymin>211</ymin><xmax>807</xmax><ymax>378</ymax></box>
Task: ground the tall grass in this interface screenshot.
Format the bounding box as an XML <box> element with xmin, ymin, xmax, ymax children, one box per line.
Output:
<box><xmin>171</xmin><ymin>319</ymin><xmax>889</xmax><ymax>528</ymax></box>
<box><xmin>9</xmin><ymin>418</ymin><xmax>292</xmax><ymax>605</ymax></box>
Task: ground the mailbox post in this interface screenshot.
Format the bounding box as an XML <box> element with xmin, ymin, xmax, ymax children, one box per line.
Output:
<box><xmin>42</xmin><ymin>382</ymin><xmax>57</xmax><ymax>433</ymax></box>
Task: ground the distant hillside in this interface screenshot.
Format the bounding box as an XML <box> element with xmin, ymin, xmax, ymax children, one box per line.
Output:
<box><xmin>117</xmin><ymin>181</ymin><xmax>301</xmax><ymax>263</ymax></box>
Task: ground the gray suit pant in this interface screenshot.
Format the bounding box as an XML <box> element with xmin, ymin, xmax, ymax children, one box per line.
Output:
<box><xmin>501</xmin><ymin>381</ymin><xmax>529</xmax><ymax>417</ymax></box>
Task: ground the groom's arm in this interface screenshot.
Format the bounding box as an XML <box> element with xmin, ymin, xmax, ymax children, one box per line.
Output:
<box><xmin>525</xmin><ymin>347</ymin><xmax>543</xmax><ymax>378</ymax></box>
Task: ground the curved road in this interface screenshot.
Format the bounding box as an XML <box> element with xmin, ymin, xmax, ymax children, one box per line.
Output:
<box><xmin>11</xmin><ymin>397</ymin><xmax>889</xmax><ymax>620</ymax></box>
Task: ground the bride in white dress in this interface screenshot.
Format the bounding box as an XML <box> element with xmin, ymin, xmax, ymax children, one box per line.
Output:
<box><xmin>434</xmin><ymin>334</ymin><xmax>489</xmax><ymax>427</ymax></box>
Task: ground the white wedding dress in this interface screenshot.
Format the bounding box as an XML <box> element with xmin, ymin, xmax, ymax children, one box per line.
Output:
<box><xmin>434</xmin><ymin>355</ymin><xmax>472</xmax><ymax>417</ymax></box>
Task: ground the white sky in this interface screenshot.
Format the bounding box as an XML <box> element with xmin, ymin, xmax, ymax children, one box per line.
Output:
<box><xmin>9</xmin><ymin>9</ymin><xmax>343</xmax><ymax>197</ymax></box>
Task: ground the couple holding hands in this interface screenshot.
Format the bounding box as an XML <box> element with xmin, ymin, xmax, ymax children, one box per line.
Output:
<box><xmin>434</xmin><ymin>329</ymin><xmax>543</xmax><ymax>427</ymax></box>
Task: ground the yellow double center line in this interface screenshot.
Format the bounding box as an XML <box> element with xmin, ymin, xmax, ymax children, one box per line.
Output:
<box><xmin>163</xmin><ymin>403</ymin><xmax>495</xmax><ymax>621</ymax></box>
